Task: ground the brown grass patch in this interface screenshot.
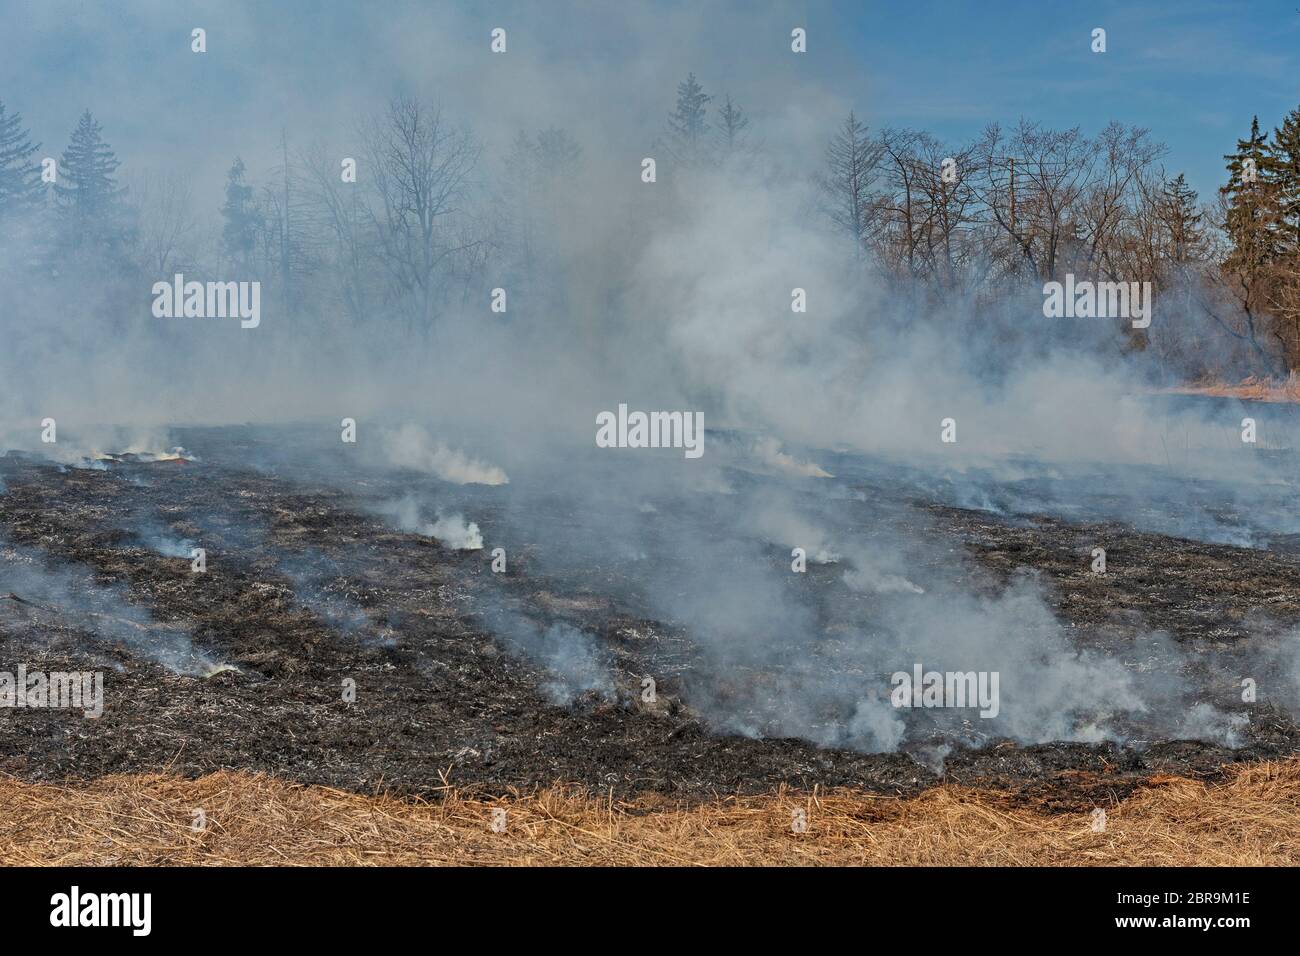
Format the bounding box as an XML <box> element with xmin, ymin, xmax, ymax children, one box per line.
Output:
<box><xmin>1161</xmin><ymin>375</ymin><xmax>1300</xmax><ymax>404</ymax></box>
<box><xmin>2</xmin><ymin>760</ymin><xmax>1298</xmax><ymax>866</ymax></box>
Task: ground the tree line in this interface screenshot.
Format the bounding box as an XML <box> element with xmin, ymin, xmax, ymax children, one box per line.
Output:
<box><xmin>1</xmin><ymin>77</ymin><xmax>1298</xmax><ymax>379</ymax></box>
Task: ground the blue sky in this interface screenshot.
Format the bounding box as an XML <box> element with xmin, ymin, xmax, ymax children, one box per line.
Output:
<box><xmin>820</xmin><ymin>0</ymin><xmax>1300</xmax><ymax>200</ymax></box>
<box><xmin>1</xmin><ymin>1</ymin><xmax>1296</xmax><ymax>207</ymax></box>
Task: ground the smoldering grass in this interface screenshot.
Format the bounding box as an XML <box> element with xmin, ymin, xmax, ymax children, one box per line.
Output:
<box><xmin>478</xmin><ymin>603</ymin><xmax>616</xmax><ymax>705</ymax></box>
<box><xmin>0</xmin><ymin>539</ymin><xmax>223</xmax><ymax>676</ymax></box>
<box><xmin>372</xmin><ymin>495</ymin><xmax>483</xmax><ymax>550</ymax></box>
<box><xmin>379</xmin><ymin>424</ymin><xmax>509</xmax><ymax>486</ymax></box>
<box><xmin>121</xmin><ymin>516</ymin><xmax>198</xmax><ymax>559</ymax></box>
<box><xmin>270</xmin><ymin>551</ymin><xmax>391</xmax><ymax>645</ymax></box>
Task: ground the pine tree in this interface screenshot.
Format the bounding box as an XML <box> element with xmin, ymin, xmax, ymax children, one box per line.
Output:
<box><xmin>0</xmin><ymin>100</ymin><xmax>42</xmax><ymax>220</ymax></box>
<box><xmin>816</xmin><ymin>111</ymin><xmax>884</xmax><ymax>254</ymax></box>
<box><xmin>1264</xmin><ymin>105</ymin><xmax>1300</xmax><ymax>256</ymax></box>
<box><xmin>220</xmin><ymin>156</ymin><xmax>259</xmax><ymax>270</ymax></box>
<box><xmin>716</xmin><ymin>94</ymin><xmax>750</xmax><ymax>157</ymax></box>
<box><xmin>1220</xmin><ymin>116</ymin><xmax>1281</xmax><ymax>271</ymax></box>
<box><xmin>1217</xmin><ymin>117</ymin><xmax>1289</xmax><ymax>374</ymax></box>
<box><xmin>53</xmin><ymin>110</ymin><xmax>124</xmax><ymax>250</ymax></box>
<box><xmin>665</xmin><ymin>73</ymin><xmax>712</xmax><ymax>166</ymax></box>
<box><xmin>533</xmin><ymin>127</ymin><xmax>582</xmax><ymax>178</ymax></box>
<box><xmin>1262</xmin><ymin>106</ymin><xmax>1300</xmax><ymax>367</ymax></box>
<box><xmin>1161</xmin><ymin>173</ymin><xmax>1203</xmax><ymax>264</ymax></box>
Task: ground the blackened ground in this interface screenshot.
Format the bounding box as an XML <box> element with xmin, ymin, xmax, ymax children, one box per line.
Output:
<box><xmin>0</xmin><ymin>427</ymin><xmax>1297</xmax><ymax>810</ymax></box>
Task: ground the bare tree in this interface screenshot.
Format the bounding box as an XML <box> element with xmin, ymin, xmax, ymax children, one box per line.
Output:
<box><xmin>873</xmin><ymin>128</ymin><xmax>924</xmax><ymax>275</ymax></box>
<box><xmin>496</xmin><ymin>127</ymin><xmax>583</xmax><ymax>304</ymax></box>
<box><xmin>300</xmin><ymin>142</ymin><xmax>373</xmax><ymax>326</ymax></box>
<box><xmin>912</xmin><ymin>134</ymin><xmax>982</xmax><ymax>289</ymax></box>
<box><xmin>1075</xmin><ymin>122</ymin><xmax>1165</xmax><ymax>282</ymax></box>
<box><xmin>127</xmin><ymin>169</ymin><xmax>197</xmax><ymax>277</ymax></box>
<box><xmin>362</xmin><ymin>96</ymin><xmax>482</xmax><ymax>336</ymax></box>
<box><xmin>972</xmin><ymin>121</ymin><xmax>1099</xmax><ymax>282</ymax></box>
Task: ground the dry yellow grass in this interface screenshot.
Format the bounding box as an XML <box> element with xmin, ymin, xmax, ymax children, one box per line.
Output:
<box><xmin>2</xmin><ymin>760</ymin><xmax>1298</xmax><ymax>866</ymax></box>
<box><xmin>1161</xmin><ymin>374</ymin><xmax>1300</xmax><ymax>404</ymax></box>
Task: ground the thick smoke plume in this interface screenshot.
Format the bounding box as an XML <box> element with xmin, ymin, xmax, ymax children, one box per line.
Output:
<box><xmin>1</xmin><ymin>1</ymin><xmax>1296</xmax><ymax>761</ymax></box>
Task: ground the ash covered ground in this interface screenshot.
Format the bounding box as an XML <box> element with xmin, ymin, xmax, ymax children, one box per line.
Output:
<box><xmin>3</xmin><ymin>410</ymin><xmax>1299</xmax><ymax>809</ymax></box>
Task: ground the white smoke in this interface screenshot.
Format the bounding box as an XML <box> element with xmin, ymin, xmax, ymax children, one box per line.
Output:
<box><xmin>379</xmin><ymin>424</ymin><xmax>509</xmax><ymax>486</ymax></box>
<box><xmin>753</xmin><ymin>506</ymin><xmax>840</xmax><ymax>563</ymax></box>
<box><xmin>0</xmin><ymin>537</ymin><xmax>221</xmax><ymax>676</ymax></box>
<box><xmin>480</xmin><ymin>604</ymin><xmax>615</xmax><ymax>705</ymax></box>
<box><xmin>428</xmin><ymin>513</ymin><xmax>484</xmax><ymax>551</ymax></box>
<box><xmin>842</xmin><ymin>561</ymin><xmax>925</xmax><ymax>596</ymax></box>
<box><xmin>374</xmin><ymin>496</ymin><xmax>483</xmax><ymax>550</ymax></box>
<box><xmin>0</xmin><ymin>424</ymin><xmax>192</xmax><ymax>468</ymax></box>
<box><xmin>747</xmin><ymin>436</ymin><xmax>832</xmax><ymax>478</ymax></box>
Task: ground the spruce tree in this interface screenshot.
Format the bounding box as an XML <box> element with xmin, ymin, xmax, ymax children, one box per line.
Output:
<box><xmin>532</xmin><ymin>128</ymin><xmax>582</xmax><ymax>179</ymax></box>
<box><xmin>220</xmin><ymin>156</ymin><xmax>259</xmax><ymax>270</ymax></box>
<box><xmin>1162</xmin><ymin>173</ymin><xmax>1203</xmax><ymax>264</ymax></box>
<box><xmin>816</xmin><ymin>111</ymin><xmax>883</xmax><ymax>254</ymax></box>
<box><xmin>665</xmin><ymin>73</ymin><xmax>712</xmax><ymax>166</ymax></box>
<box><xmin>1220</xmin><ymin>116</ymin><xmax>1281</xmax><ymax>271</ymax></box>
<box><xmin>53</xmin><ymin>110</ymin><xmax>124</xmax><ymax>250</ymax></box>
<box><xmin>1264</xmin><ymin>105</ymin><xmax>1300</xmax><ymax>256</ymax></box>
<box><xmin>716</xmin><ymin>94</ymin><xmax>750</xmax><ymax>157</ymax></box>
<box><xmin>0</xmin><ymin>100</ymin><xmax>42</xmax><ymax>219</ymax></box>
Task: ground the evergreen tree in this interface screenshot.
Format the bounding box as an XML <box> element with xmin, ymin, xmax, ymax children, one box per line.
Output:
<box><xmin>816</xmin><ymin>111</ymin><xmax>884</xmax><ymax>254</ymax></box>
<box><xmin>0</xmin><ymin>100</ymin><xmax>42</xmax><ymax>220</ymax></box>
<box><xmin>1161</xmin><ymin>173</ymin><xmax>1203</xmax><ymax>264</ymax></box>
<box><xmin>220</xmin><ymin>156</ymin><xmax>259</xmax><ymax>270</ymax></box>
<box><xmin>1216</xmin><ymin>117</ymin><xmax>1289</xmax><ymax>374</ymax></box>
<box><xmin>53</xmin><ymin>110</ymin><xmax>125</xmax><ymax>251</ymax></box>
<box><xmin>665</xmin><ymin>72</ymin><xmax>712</xmax><ymax>166</ymax></box>
<box><xmin>533</xmin><ymin>127</ymin><xmax>582</xmax><ymax>178</ymax></box>
<box><xmin>1264</xmin><ymin>105</ymin><xmax>1300</xmax><ymax>256</ymax></box>
<box><xmin>1220</xmin><ymin>116</ymin><xmax>1282</xmax><ymax>271</ymax></box>
<box><xmin>716</xmin><ymin>94</ymin><xmax>750</xmax><ymax>157</ymax></box>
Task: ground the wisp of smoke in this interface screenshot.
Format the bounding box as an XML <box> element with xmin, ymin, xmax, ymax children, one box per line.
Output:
<box><xmin>380</xmin><ymin>424</ymin><xmax>509</xmax><ymax>486</ymax></box>
<box><xmin>479</xmin><ymin>603</ymin><xmax>615</xmax><ymax>705</ymax></box>
<box><xmin>0</xmin><ymin>537</ymin><xmax>221</xmax><ymax>676</ymax></box>
<box><xmin>374</xmin><ymin>495</ymin><xmax>484</xmax><ymax>550</ymax></box>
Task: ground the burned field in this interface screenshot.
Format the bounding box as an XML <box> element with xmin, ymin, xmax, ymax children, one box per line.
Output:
<box><xmin>1</xmin><ymin>424</ymin><xmax>1298</xmax><ymax>810</ymax></box>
